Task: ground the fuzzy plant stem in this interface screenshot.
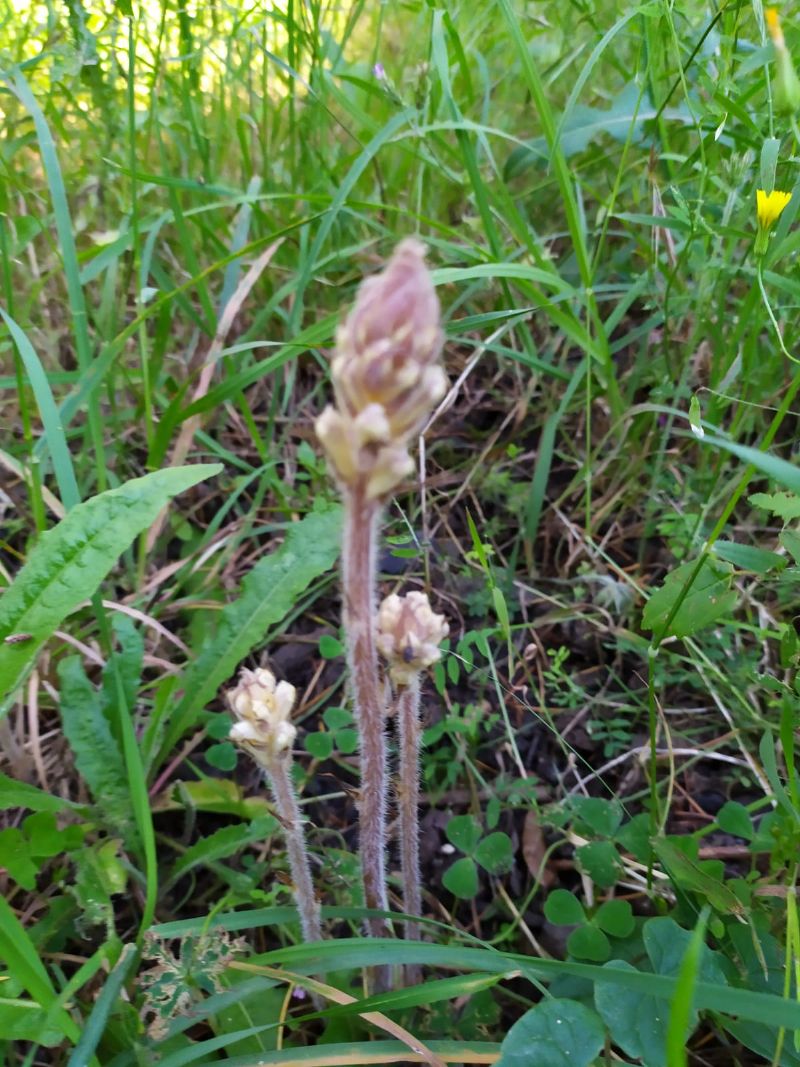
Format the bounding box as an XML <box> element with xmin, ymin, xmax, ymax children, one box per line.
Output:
<box><xmin>396</xmin><ymin>675</ymin><xmax>423</xmax><ymax>984</ymax></box>
<box><xmin>342</xmin><ymin>483</ymin><xmax>391</xmax><ymax>937</ymax></box>
<box><xmin>263</xmin><ymin>755</ymin><xmax>322</xmax><ymax>946</ymax></box>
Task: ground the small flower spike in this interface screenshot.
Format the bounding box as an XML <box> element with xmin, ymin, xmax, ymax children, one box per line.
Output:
<box><xmin>227</xmin><ymin>668</ymin><xmax>322</xmax><ymax>956</ymax></box>
<box><xmin>228</xmin><ymin>667</ymin><xmax>298</xmax><ymax>765</ymax></box>
<box><xmin>377</xmin><ymin>591</ymin><xmax>448</xmax><ymax>979</ymax></box>
<box><xmin>377</xmin><ymin>591</ymin><xmax>449</xmax><ymax>687</ymax></box>
<box><xmin>315</xmin><ymin>239</ymin><xmax>447</xmax><ymax>500</ymax></box>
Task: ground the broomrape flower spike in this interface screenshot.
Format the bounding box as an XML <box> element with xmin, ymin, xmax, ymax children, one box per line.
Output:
<box><xmin>755</xmin><ymin>189</ymin><xmax>792</xmax><ymax>256</ymax></box>
<box><xmin>314</xmin><ymin>240</ymin><xmax>447</xmax><ymax>969</ymax></box>
<box><xmin>227</xmin><ymin>668</ymin><xmax>322</xmax><ymax>950</ymax></box>
<box><xmin>377</xmin><ymin>591</ymin><xmax>449</xmax><ymax>687</ymax></box>
<box><xmin>377</xmin><ymin>592</ymin><xmax>448</xmax><ymax>978</ymax></box>
<box><xmin>315</xmin><ymin>238</ymin><xmax>446</xmax><ymax>501</ymax></box>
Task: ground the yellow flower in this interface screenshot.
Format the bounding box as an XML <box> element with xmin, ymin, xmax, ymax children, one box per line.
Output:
<box><xmin>757</xmin><ymin>188</ymin><xmax>792</xmax><ymax>229</ymax></box>
<box><xmin>766</xmin><ymin>8</ymin><xmax>785</xmax><ymax>48</ymax></box>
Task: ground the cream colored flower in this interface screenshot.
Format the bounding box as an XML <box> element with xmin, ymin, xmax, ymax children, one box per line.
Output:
<box><xmin>227</xmin><ymin>667</ymin><xmax>297</xmax><ymax>762</ymax></box>
<box><xmin>376</xmin><ymin>591</ymin><xmax>449</xmax><ymax>686</ymax></box>
<box><xmin>315</xmin><ymin>239</ymin><xmax>447</xmax><ymax>499</ymax></box>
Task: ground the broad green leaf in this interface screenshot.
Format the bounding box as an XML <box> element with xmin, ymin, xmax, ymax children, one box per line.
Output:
<box><xmin>642</xmin><ymin>557</ymin><xmax>736</xmax><ymax>639</ymax></box>
<box><xmin>717</xmin><ymin>801</ymin><xmax>754</xmax><ymax>841</ymax></box>
<box><xmin>162</xmin><ymin>504</ymin><xmax>342</xmax><ymax>754</ymax></box>
<box><xmin>336</xmin><ymin>727</ymin><xmax>359</xmax><ymax>754</ymax></box>
<box><xmin>615</xmin><ymin>813</ymin><xmax>651</xmax><ymax>862</ymax></box>
<box><xmin>58</xmin><ymin>657</ymin><xmax>134</xmax><ymax>846</ymax></box>
<box><xmin>644</xmin><ymin>918</ymin><xmax>728</xmax><ymax>987</ymax></box>
<box><xmin>305</xmin><ymin>732</ymin><xmax>334</xmax><ymax>760</ymax></box>
<box><xmin>166</xmin><ymin>815</ymin><xmax>277</xmax><ymax>886</ymax></box>
<box><xmin>544</xmin><ymin>888</ymin><xmax>585</xmax><ymax>926</ymax></box>
<box><xmin>161</xmin><ymin>779</ymin><xmax>270</xmax><ymax>820</ymax></box>
<box><xmin>595</xmin><ymin>959</ymin><xmax>670</xmax><ymax>1067</ymax></box>
<box><xmin>71</xmin><ymin>841</ymin><xmax>129</xmax><ymax>935</ymax></box>
<box><xmin>505</xmin><ymin>83</ymin><xmax>691</xmax><ymax>175</ymax></box>
<box><xmin>442</xmin><ymin>856</ymin><xmax>479</xmax><ymax>899</ymax></box>
<box><xmin>0</xmin><ymin>999</ymin><xmax>63</xmax><ymax>1046</ymax></box>
<box><xmin>318</xmin><ymin>634</ymin><xmax>344</xmax><ymax>659</ymax></box>
<box><xmin>497</xmin><ymin>998</ymin><xmax>605</xmax><ymax>1067</ymax></box>
<box><xmin>750</xmin><ymin>491</ymin><xmax>800</xmax><ymax>521</ymax></box>
<box><xmin>597</xmin><ymin>922</ymin><xmax>725</xmax><ymax>1067</ymax></box>
<box><xmin>761</xmin><ymin>137</ymin><xmax>782</xmax><ymax>196</ymax></box>
<box><xmin>474</xmin><ymin>831</ymin><xmax>514</xmax><ymax>874</ymax></box>
<box><xmin>595</xmin><ymin>899</ymin><xmax>635</xmax><ymax>938</ymax></box>
<box><xmin>712</xmin><ymin>540</ymin><xmax>786</xmax><ymax>574</ymax></box>
<box><xmin>446</xmin><ymin>814</ymin><xmax>483</xmax><ymax>855</ymax></box>
<box><xmin>322</xmin><ymin>706</ymin><xmax>352</xmax><ymax>730</ymax></box>
<box><xmin>101</xmin><ymin>614</ymin><xmax>144</xmax><ymax>716</ymax></box>
<box><xmin>575</xmin><ymin>841</ymin><xmax>621</xmax><ymax>888</ymax></box>
<box><xmin>0</xmin><ymin>464</ymin><xmax>221</xmax><ymax>708</ymax></box>
<box><xmin>568</xmin><ymin>924</ymin><xmax>611</xmax><ymax>962</ymax></box>
<box><xmin>568</xmin><ymin>796</ymin><xmax>623</xmax><ymax>837</ymax></box>
<box><xmin>205</xmin><ymin>742</ymin><xmax>238</xmax><ymax>771</ymax></box>
<box><xmin>0</xmin><ymin>829</ymin><xmax>39</xmax><ymax>889</ymax></box>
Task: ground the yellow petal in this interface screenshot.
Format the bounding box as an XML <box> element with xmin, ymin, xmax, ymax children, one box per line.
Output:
<box><xmin>766</xmin><ymin>8</ymin><xmax>785</xmax><ymax>47</ymax></box>
<box><xmin>757</xmin><ymin>188</ymin><xmax>792</xmax><ymax>229</ymax></box>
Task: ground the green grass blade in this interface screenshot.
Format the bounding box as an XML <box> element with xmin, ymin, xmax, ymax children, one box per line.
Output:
<box><xmin>66</xmin><ymin>944</ymin><xmax>137</xmax><ymax>1067</ymax></box>
<box><xmin>0</xmin><ymin>306</ymin><xmax>80</xmax><ymax>510</ymax></box>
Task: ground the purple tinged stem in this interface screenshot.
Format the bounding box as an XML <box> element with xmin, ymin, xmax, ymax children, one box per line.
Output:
<box><xmin>396</xmin><ymin>675</ymin><xmax>423</xmax><ymax>986</ymax></box>
<box><xmin>264</xmin><ymin>755</ymin><xmax>322</xmax><ymax>946</ymax></box>
<box><xmin>342</xmin><ymin>484</ymin><xmax>391</xmax><ymax>942</ymax></box>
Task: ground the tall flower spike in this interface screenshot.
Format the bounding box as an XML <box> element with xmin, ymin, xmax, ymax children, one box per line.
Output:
<box><xmin>227</xmin><ymin>668</ymin><xmax>322</xmax><ymax>952</ymax></box>
<box><xmin>314</xmin><ymin>240</ymin><xmax>447</xmax><ymax>981</ymax></box>
<box><xmin>315</xmin><ymin>239</ymin><xmax>447</xmax><ymax>501</ymax></box>
<box><xmin>377</xmin><ymin>591</ymin><xmax>448</xmax><ymax>980</ymax></box>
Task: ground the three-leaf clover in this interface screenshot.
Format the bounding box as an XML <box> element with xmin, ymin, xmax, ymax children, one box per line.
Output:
<box><xmin>442</xmin><ymin>814</ymin><xmax>513</xmax><ymax>899</ymax></box>
<box><xmin>544</xmin><ymin>889</ymin><xmax>635</xmax><ymax>962</ymax></box>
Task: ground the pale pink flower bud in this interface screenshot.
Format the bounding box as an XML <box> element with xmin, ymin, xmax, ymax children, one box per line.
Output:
<box><xmin>316</xmin><ymin>239</ymin><xmax>446</xmax><ymax>498</ymax></box>
<box><xmin>376</xmin><ymin>591</ymin><xmax>449</xmax><ymax>686</ymax></box>
<box><xmin>227</xmin><ymin>667</ymin><xmax>297</xmax><ymax>762</ymax></box>
<box><xmin>343</xmin><ymin>238</ymin><xmax>441</xmax><ymax>363</ymax></box>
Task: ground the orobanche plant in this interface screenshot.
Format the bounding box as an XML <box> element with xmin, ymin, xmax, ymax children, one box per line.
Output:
<box><xmin>228</xmin><ymin>239</ymin><xmax>449</xmax><ymax>977</ymax></box>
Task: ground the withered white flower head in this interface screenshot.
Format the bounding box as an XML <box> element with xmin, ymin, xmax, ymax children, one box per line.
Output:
<box><xmin>376</xmin><ymin>591</ymin><xmax>449</xmax><ymax>686</ymax></box>
<box><xmin>315</xmin><ymin>239</ymin><xmax>446</xmax><ymax>500</ymax></box>
<box><xmin>227</xmin><ymin>667</ymin><xmax>297</xmax><ymax>763</ymax></box>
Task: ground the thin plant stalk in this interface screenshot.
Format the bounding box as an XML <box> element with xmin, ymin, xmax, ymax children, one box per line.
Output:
<box><xmin>342</xmin><ymin>485</ymin><xmax>390</xmax><ymax>935</ymax></box>
<box><xmin>376</xmin><ymin>590</ymin><xmax>448</xmax><ymax>985</ymax></box>
<box><xmin>264</xmin><ymin>755</ymin><xmax>322</xmax><ymax>947</ymax></box>
<box><xmin>396</xmin><ymin>675</ymin><xmax>423</xmax><ymax>985</ymax></box>
<box><xmin>227</xmin><ymin>668</ymin><xmax>323</xmax><ymax>974</ymax></box>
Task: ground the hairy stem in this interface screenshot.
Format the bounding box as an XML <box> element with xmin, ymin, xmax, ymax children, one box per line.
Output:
<box><xmin>342</xmin><ymin>483</ymin><xmax>390</xmax><ymax>936</ymax></box>
<box><xmin>264</xmin><ymin>755</ymin><xmax>322</xmax><ymax>946</ymax></box>
<box><xmin>396</xmin><ymin>676</ymin><xmax>423</xmax><ymax>984</ymax></box>
<box><xmin>264</xmin><ymin>756</ymin><xmax>324</xmax><ymax>1009</ymax></box>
